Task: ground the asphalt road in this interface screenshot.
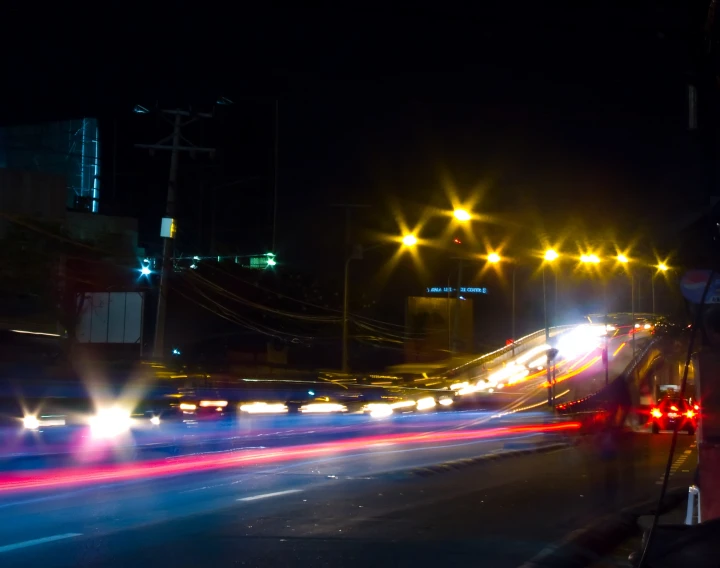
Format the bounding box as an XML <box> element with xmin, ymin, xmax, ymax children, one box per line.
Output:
<box><xmin>0</xmin><ymin>329</ymin><xmax>661</xmax><ymax>567</ymax></box>
<box><xmin>0</xmin><ymin>431</ymin><xmax>695</xmax><ymax>567</ymax></box>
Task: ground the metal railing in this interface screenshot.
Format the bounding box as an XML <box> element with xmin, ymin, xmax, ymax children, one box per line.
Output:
<box><xmin>441</xmin><ymin>324</ymin><xmax>577</xmax><ymax>378</ymax></box>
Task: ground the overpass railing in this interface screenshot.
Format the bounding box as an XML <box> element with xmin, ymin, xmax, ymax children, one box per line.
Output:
<box><xmin>441</xmin><ymin>324</ymin><xmax>577</xmax><ymax>379</ymax></box>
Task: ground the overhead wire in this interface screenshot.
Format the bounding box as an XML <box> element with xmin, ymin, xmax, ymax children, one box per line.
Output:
<box><xmin>187</xmin><ymin>269</ymin><xmax>434</xmax><ymax>344</ymax></box>
<box><xmin>176</xmin><ymin>278</ymin><xmax>317</xmax><ymax>341</ymax></box>
<box><xmin>185</xmin><ymin>270</ymin><xmax>341</xmax><ymax>323</ymax></box>
<box><xmin>203</xmin><ymin>261</ymin><xmax>442</xmax><ymax>332</ymax></box>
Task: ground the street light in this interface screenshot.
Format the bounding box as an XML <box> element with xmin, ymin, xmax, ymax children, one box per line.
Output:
<box><xmin>342</xmin><ymin>235</ymin><xmax>417</xmax><ymax>373</ymax></box>
<box><xmin>453</xmin><ymin>209</ymin><xmax>472</xmax><ymax>222</ymax></box>
<box><xmin>487</xmin><ymin>252</ymin><xmax>518</xmax><ymax>353</ymax></box>
<box><xmin>653</xmin><ymin>263</ymin><xmax>669</xmax><ymax>317</ymax></box>
<box><xmin>617</xmin><ymin>254</ymin><xmax>636</xmax><ymax>369</ymax></box>
<box><xmin>579</xmin><ymin>252</ymin><xmax>610</xmax><ymax>384</ymax></box>
<box><xmin>402</xmin><ymin>234</ymin><xmax>418</xmax><ymax>247</ymax></box>
<box><xmin>541</xmin><ymin>250</ymin><xmax>561</xmax><ymax>407</ymax></box>
<box><xmin>580</xmin><ymin>253</ymin><xmax>601</xmax><ymax>264</ymax></box>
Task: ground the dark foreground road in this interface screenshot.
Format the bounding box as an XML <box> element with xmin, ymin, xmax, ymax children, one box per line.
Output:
<box><xmin>0</xmin><ymin>431</ymin><xmax>695</xmax><ymax>568</ymax></box>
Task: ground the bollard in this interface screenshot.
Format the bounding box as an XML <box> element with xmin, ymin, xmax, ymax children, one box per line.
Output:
<box><xmin>685</xmin><ymin>485</ymin><xmax>701</xmax><ymax>525</ymax></box>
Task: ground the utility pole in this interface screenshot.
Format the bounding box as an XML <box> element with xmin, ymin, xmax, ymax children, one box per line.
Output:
<box><xmin>330</xmin><ymin>204</ymin><xmax>370</xmax><ymax>374</ymax></box>
<box><xmin>136</xmin><ymin>108</ymin><xmax>215</xmax><ymax>360</ymax></box>
<box><xmin>272</xmin><ymin>99</ymin><xmax>279</xmax><ymax>253</ymax></box>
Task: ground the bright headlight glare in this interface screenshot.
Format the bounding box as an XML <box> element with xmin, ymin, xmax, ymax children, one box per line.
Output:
<box><xmin>438</xmin><ymin>397</ymin><xmax>454</xmax><ymax>406</ymax></box>
<box><xmin>239</xmin><ymin>402</ymin><xmax>288</xmax><ymax>414</ymax></box>
<box><xmin>199</xmin><ymin>400</ymin><xmax>228</xmax><ymax>408</ymax></box>
<box><xmin>23</xmin><ymin>415</ymin><xmax>40</xmax><ymax>430</ymax></box>
<box><xmin>89</xmin><ymin>408</ymin><xmax>131</xmax><ymax>439</ymax></box>
<box><xmin>416</xmin><ymin>397</ymin><xmax>436</xmax><ymax>411</ymax></box>
<box><xmin>299</xmin><ymin>403</ymin><xmax>347</xmax><ymax>413</ymax></box>
<box><xmin>367</xmin><ymin>404</ymin><xmax>393</xmax><ymax>418</ymax></box>
<box><xmin>179</xmin><ymin>403</ymin><xmax>197</xmax><ymax>411</ymax></box>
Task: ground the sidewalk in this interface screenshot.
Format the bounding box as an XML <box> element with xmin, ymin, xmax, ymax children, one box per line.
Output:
<box><xmin>519</xmin><ymin>487</ymin><xmax>688</xmax><ymax>568</ymax></box>
<box><xmin>589</xmin><ymin>492</ymin><xmax>689</xmax><ymax>567</ymax></box>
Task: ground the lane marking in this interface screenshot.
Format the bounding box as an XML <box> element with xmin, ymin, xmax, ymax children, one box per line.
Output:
<box><xmin>238</xmin><ymin>489</ymin><xmax>303</xmax><ymax>502</ymax></box>
<box><xmin>0</xmin><ymin>533</ymin><xmax>82</xmax><ymax>554</ymax></box>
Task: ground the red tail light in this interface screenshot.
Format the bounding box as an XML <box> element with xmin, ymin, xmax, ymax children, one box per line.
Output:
<box><xmin>694</xmin><ymin>404</ymin><xmax>700</xmax><ymax>410</ymax></box>
<box><xmin>686</xmin><ymin>410</ymin><xmax>696</xmax><ymax>418</ymax></box>
<box><xmin>651</xmin><ymin>408</ymin><xmax>663</xmax><ymax>418</ymax></box>
<box><xmin>670</xmin><ymin>405</ymin><xmax>678</xmax><ymax>411</ymax></box>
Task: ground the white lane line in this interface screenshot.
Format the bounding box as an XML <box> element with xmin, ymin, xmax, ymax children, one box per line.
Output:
<box><xmin>0</xmin><ymin>533</ymin><xmax>82</xmax><ymax>554</ymax></box>
<box><xmin>238</xmin><ymin>489</ymin><xmax>303</xmax><ymax>502</ymax></box>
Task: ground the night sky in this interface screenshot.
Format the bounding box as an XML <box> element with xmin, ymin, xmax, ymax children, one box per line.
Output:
<box><xmin>1</xmin><ymin>2</ymin><xmax>712</xmax><ymax>349</ymax></box>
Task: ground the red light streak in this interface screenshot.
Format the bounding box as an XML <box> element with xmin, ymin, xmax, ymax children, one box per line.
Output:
<box><xmin>0</xmin><ymin>422</ymin><xmax>580</xmax><ymax>494</ymax></box>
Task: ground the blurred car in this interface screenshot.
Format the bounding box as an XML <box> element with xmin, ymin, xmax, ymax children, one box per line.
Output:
<box><xmin>650</xmin><ymin>396</ymin><xmax>697</xmax><ymax>435</ymax></box>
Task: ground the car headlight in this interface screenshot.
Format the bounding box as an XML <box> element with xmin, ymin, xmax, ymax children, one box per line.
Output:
<box><xmin>416</xmin><ymin>397</ymin><xmax>436</xmax><ymax>411</ymax></box>
<box><xmin>89</xmin><ymin>408</ymin><xmax>132</xmax><ymax>439</ymax></box>
<box><xmin>23</xmin><ymin>415</ymin><xmax>40</xmax><ymax>430</ymax></box>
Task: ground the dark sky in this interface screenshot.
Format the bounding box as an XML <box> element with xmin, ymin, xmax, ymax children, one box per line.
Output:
<box><xmin>1</xmin><ymin>1</ymin><xmax>711</xmax><ymax>267</ymax></box>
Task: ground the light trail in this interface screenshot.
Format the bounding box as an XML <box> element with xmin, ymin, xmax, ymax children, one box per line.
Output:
<box><xmin>0</xmin><ymin>421</ymin><xmax>580</xmax><ymax>494</ymax></box>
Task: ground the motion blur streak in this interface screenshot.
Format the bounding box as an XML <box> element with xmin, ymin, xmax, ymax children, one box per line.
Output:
<box><xmin>545</xmin><ymin>356</ymin><xmax>601</xmax><ymax>386</ymax></box>
<box><xmin>612</xmin><ymin>342</ymin><xmax>626</xmax><ymax>357</ymax></box>
<box><xmin>0</xmin><ymin>422</ymin><xmax>579</xmax><ymax>494</ymax></box>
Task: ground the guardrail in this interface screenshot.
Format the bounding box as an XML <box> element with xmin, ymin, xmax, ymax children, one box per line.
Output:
<box><xmin>442</xmin><ymin>324</ymin><xmax>577</xmax><ymax>379</ymax></box>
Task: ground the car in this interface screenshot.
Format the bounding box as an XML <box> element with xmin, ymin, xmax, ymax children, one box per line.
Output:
<box><xmin>650</xmin><ymin>396</ymin><xmax>697</xmax><ymax>435</ymax></box>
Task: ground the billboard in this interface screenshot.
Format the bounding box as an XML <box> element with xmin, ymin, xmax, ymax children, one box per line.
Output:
<box><xmin>76</xmin><ymin>292</ymin><xmax>144</xmax><ymax>344</ymax></box>
<box><xmin>405</xmin><ymin>296</ymin><xmax>473</xmax><ymax>362</ymax></box>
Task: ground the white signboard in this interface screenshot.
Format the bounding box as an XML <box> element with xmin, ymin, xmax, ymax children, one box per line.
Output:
<box><xmin>76</xmin><ymin>292</ymin><xmax>144</xmax><ymax>344</ymax></box>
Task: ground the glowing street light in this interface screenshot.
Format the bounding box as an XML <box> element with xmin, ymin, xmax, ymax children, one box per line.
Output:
<box><xmin>544</xmin><ymin>249</ymin><xmax>559</xmax><ymax>262</ymax></box>
<box><xmin>343</xmin><ymin>234</ymin><xmax>418</xmax><ymax>373</ymax></box>
<box><xmin>487</xmin><ymin>252</ymin><xmax>501</xmax><ymax>264</ymax></box>
<box><xmin>617</xmin><ymin>254</ymin><xmax>629</xmax><ymax>264</ymax></box>
<box><xmin>580</xmin><ymin>254</ymin><xmax>601</xmax><ymax>264</ymax></box>
<box><xmin>652</xmin><ymin>263</ymin><xmax>669</xmax><ymax>318</ymax></box>
<box><xmin>402</xmin><ymin>234</ymin><xmax>418</xmax><ymax>247</ymax></box>
<box><xmin>453</xmin><ymin>209</ymin><xmax>472</xmax><ymax>222</ymax></box>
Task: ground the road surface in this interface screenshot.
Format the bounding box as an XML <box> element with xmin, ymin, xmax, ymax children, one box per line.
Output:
<box><xmin>0</xmin><ymin>431</ymin><xmax>694</xmax><ymax>567</ymax></box>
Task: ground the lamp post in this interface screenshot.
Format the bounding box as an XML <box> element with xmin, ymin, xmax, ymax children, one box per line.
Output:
<box><xmin>653</xmin><ymin>262</ymin><xmax>669</xmax><ymax>318</ymax></box>
<box><xmin>449</xmin><ymin>209</ymin><xmax>473</xmax><ymax>354</ymax></box>
<box><xmin>579</xmin><ymin>253</ymin><xmax>607</xmax><ymax>384</ymax></box>
<box><xmin>341</xmin><ymin>234</ymin><xmax>417</xmax><ymax>373</ymax></box>
<box><xmin>617</xmin><ymin>254</ymin><xmax>636</xmax><ymax>374</ymax></box>
<box><xmin>543</xmin><ymin>249</ymin><xmax>559</xmax><ymax>405</ymax></box>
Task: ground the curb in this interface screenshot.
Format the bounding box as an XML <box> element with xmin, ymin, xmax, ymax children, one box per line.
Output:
<box><xmin>404</xmin><ymin>442</ymin><xmax>571</xmax><ymax>478</ymax></box>
<box><xmin>516</xmin><ymin>487</ymin><xmax>688</xmax><ymax>568</ymax></box>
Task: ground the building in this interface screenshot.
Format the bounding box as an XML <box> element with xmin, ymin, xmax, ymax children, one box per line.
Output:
<box><xmin>0</xmin><ymin>118</ymin><xmax>146</xmax><ymax>356</ymax></box>
<box><xmin>0</xmin><ymin>118</ymin><xmax>100</xmax><ymax>212</ymax></box>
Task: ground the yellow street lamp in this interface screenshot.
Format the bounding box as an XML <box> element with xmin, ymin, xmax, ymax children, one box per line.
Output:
<box><xmin>487</xmin><ymin>252</ymin><xmax>501</xmax><ymax>264</ymax></box>
<box><xmin>544</xmin><ymin>249</ymin><xmax>559</xmax><ymax>262</ymax></box>
<box><xmin>617</xmin><ymin>254</ymin><xmax>629</xmax><ymax>264</ymax></box>
<box><xmin>652</xmin><ymin>263</ymin><xmax>669</xmax><ymax>317</ymax></box>
<box><xmin>402</xmin><ymin>234</ymin><xmax>418</xmax><ymax>247</ymax></box>
<box><xmin>453</xmin><ymin>209</ymin><xmax>471</xmax><ymax>222</ymax></box>
<box><xmin>580</xmin><ymin>253</ymin><xmax>600</xmax><ymax>264</ymax></box>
